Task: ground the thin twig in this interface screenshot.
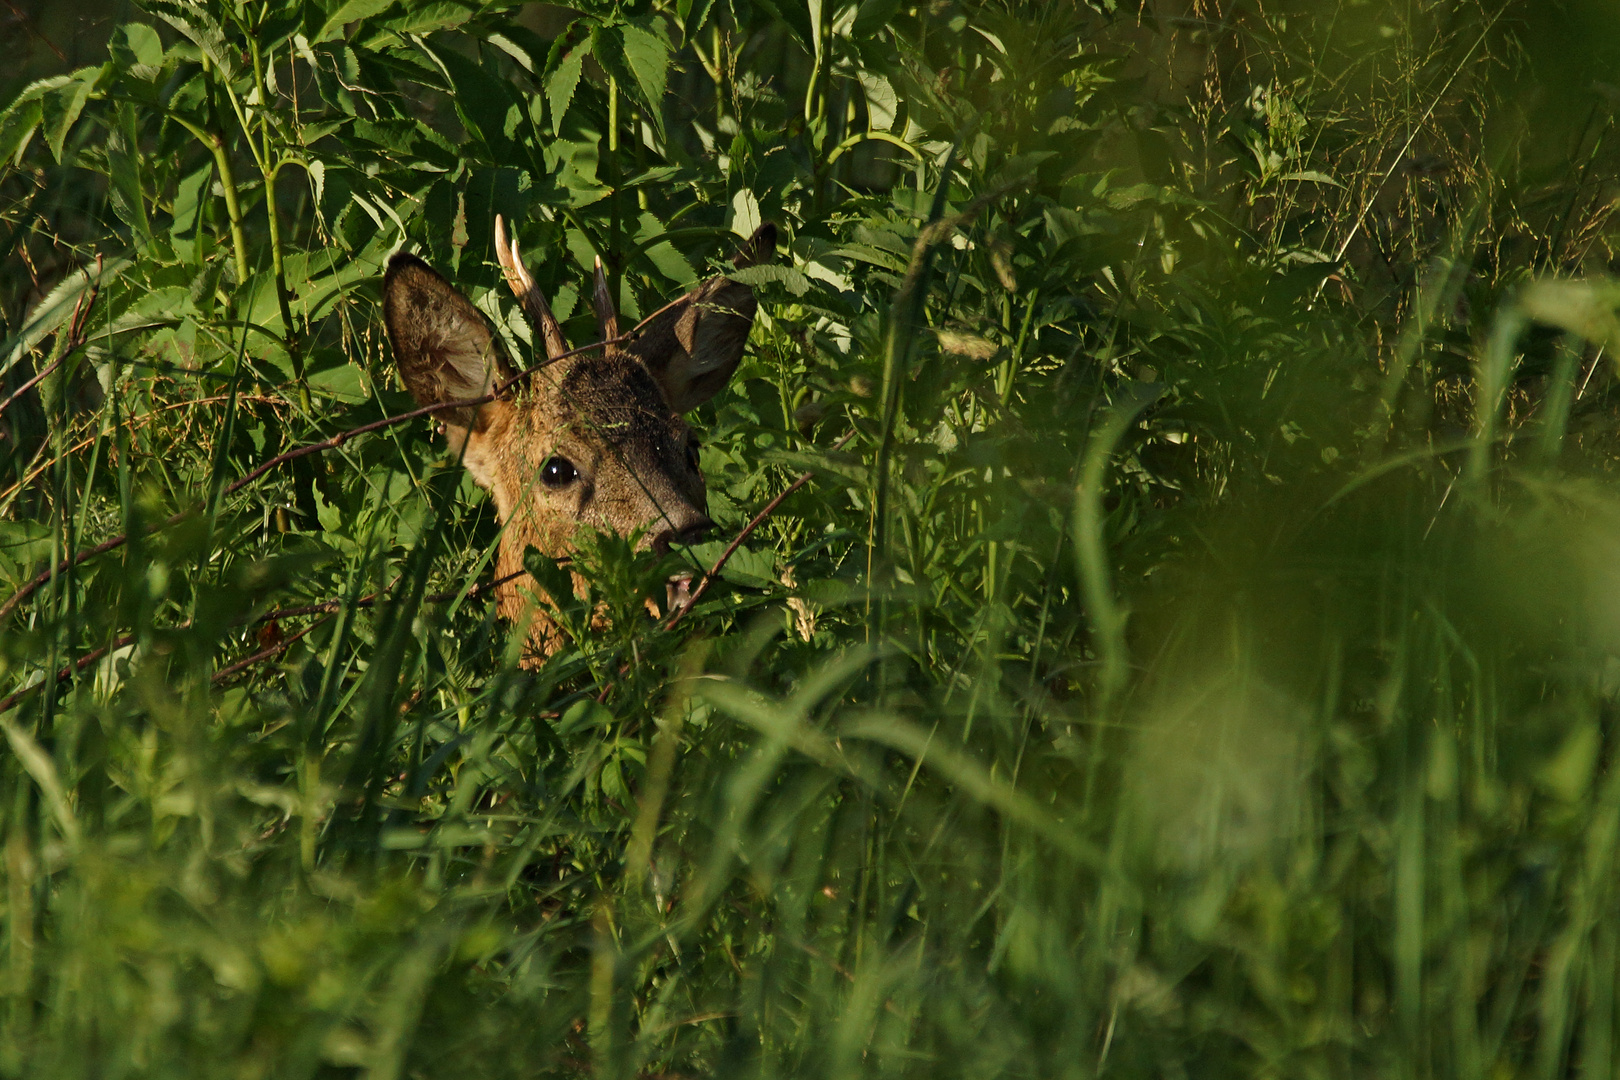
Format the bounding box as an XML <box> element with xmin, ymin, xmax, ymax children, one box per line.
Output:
<box><xmin>665</xmin><ymin>429</ymin><xmax>856</xmax><ymax>629</ymax></box>
<box><xmin>0</xmin><ymin>321</ymin><xmax>645</xmax><ymax>624</ymax></box>
<box><xmin>211</xmin><ymin>615</ymin><xmax>333</xmax><ymax>683</ymax></box>
<box><xmin>0</xmin><ymin>633</ymin><xmax>134</xmax><ymax>716</ymax></box>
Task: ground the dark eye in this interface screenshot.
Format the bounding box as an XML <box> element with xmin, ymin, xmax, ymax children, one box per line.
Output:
<box><xmin>541</xmin><ymin>456</ymin><xmax>578</xmax><ymax>488</ymax></box>
<box><xmin>686</xmin><ymin>437</ymin><xmax>701</xmax><ymax>472</ymax></box>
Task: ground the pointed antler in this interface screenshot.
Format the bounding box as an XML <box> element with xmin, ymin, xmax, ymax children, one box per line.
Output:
<box><xmin>592</xmin><ymin>255</ymin><xmax>620</xmax><ymax>342</ymax></box>
<box><xmin>494</xmin><ymin>214</ymin><xmax>571</xmax><ymax>361</ymax></box>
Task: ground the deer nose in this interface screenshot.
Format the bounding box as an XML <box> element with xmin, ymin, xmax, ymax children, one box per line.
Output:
<box><xmin>651</xmin><ymin>515</ymin><xmax>714</xmax><ymax>554</ymax></box>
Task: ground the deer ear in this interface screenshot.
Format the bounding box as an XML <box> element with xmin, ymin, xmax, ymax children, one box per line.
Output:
<box><xmin>629</xmin><ymin>224</ymin><xmax>777</xmax><ymax>414</ymax></box>
<box><xmin>383</xmin><ymin>253</ymin><xmax>516</xmax><ymax>431</ymax></box>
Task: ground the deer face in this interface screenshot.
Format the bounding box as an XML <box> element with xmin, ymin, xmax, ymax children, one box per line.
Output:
<box><xmin>382</xmin><ymin>219</ymin><xmax>776</xmax><ymax>659</ymax></box>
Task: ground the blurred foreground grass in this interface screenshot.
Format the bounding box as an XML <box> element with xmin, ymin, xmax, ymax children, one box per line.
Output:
<box><xmin>2</xmin><ymin>0</ymin><xmax>1620</xmax><ymax>1076</ymax></box>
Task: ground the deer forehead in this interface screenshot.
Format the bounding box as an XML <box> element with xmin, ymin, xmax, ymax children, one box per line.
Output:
<box><xmin>516</xmin><ymin>353</ymin><xmax>685</xmax><ymax>458</ymax></box>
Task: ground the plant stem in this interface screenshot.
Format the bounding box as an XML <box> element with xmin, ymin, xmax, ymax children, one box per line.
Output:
<box><xmin>173</xmin><ymin>116</ymin><xmax>250</xmax><ymax>286</ymax></box>
<box><xmin>607</xmin><ymin>75</ymin><xmax>622</xmax><ymax>313</ymax></box>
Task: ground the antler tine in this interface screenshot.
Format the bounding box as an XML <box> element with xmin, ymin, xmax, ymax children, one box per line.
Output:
<box><xmin>591</xmin><ymin>255</ymin><xmax>620</xmax><ymax>342</ymax></box>
<box><xmin>493</xmin><ymin>214</ymin><xmax>570</xmax><ymax>361</ymax></box>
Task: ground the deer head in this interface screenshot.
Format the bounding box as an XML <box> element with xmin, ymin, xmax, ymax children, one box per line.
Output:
<box><xmin>382</xmin><ymin>216</ymin><xmax>777</xmax><ymax>660</ymax></box>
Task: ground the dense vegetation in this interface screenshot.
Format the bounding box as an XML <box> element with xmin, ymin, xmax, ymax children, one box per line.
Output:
<box><xmin>2</xmin><ymin>0</ymin><xmax>1619</xmax><ymax>1075</ymax></box>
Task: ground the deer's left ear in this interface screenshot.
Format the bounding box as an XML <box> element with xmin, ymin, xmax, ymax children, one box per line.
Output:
<box><xmin>630</xmin><ymin>223</ymin><xmax>777</xmax><ymax>414</ymax></box>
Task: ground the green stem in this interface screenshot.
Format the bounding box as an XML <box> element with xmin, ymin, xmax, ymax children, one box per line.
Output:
<box><xmin>607</xmin><ymin>76</ymin><xmax>621</xmax><ymax>314</ymax></box>
<box><xmin>173</xmin><ymin>116</ymin><xmax>250</xmax><ymax>286</ymax></box>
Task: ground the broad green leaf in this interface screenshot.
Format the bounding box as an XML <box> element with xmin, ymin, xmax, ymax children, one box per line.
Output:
<box><xmin>145</xmin><ymin>0</ymin><xmax>240</xmax><ymax>80</ymax></box>
<box><xmin>37</xmin><ymin>67</ymin><xmax>101</xmax><ymax>163</ymax></box>
<box><xmin>856</xmin><ymin>70</ymin><xmax>898</xmax><ymax>132</ymax></box>
<box><xmin>314</xmin><ymin>0</ymin><xmax>397</xmax><ymax>43</ymax></box>
<box><xmin>853</xmin><ymin>0</ymin><xmax>902</xmax><ymax>36</ymax></box>
<box><xmin>730</xmin><ymin>187</ymin><xmax>761</xmax><ymax>238</ymax></box>
<box><xmin>545</xmin><ymin>39</ymin><xmax>587</xmax><ymax>136</ymax></box>
<box><xmin>729</xmin><ymin>263</ymin><xmax>813</xmax><ymax>297</ymax></box>
<box><xmin>0</xmin><ymin>98</ymin><xmax>41</xmax><ymax>167</ymax></box>
<box><xmin>109</xmin><ymin>23</ymin><xmax>166</xmax><ymax>77</ymax></box>
<box><xmin>619</xmin><ymin>24</ymin><xmax>670</xmax><ymax>132</ymax></box>
<box><xmin>636</xmin><ymin>213</ymin><xmax>696</xmax><ymax>288</ymax></box>
<box><xmin>380</xmin><ymin>2</ymin><xmax>478</xmax><ymax>36</ymax></box>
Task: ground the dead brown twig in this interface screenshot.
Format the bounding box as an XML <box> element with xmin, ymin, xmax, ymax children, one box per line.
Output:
<box><xmin>664</xmin><ymin>428</ymin><xmax>856</xmax><ymax>630</ymax></box>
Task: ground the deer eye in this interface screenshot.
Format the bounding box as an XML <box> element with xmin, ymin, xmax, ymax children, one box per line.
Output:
<box><xmin>540</xmin><ymin>456</ymin><xmax>578</xmax><ymax>488</ymax></box>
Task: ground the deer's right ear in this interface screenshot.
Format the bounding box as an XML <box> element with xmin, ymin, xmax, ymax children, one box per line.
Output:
<box><xmin>383</xmin><ymin>253</ymin><xmax>516</xmax><ymax>432</ymax></box>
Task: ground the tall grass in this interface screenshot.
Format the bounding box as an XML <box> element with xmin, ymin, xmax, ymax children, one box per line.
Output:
<box><xmin>1</xmin><ymin>0</ymin><xmax>1619</xmax><ymax>1076</ymax></box>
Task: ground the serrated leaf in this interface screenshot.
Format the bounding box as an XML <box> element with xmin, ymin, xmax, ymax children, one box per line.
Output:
<box><xmin>379</xmin><ymin>2</ymin><xmax>477</xmax><ymax>36</ymax></box>
<box><xmin>42</xmin><ymin>69</ymin><xmax>99</xmax><ymax>163</ymax></box>
<box><xmin>145</xmin><ymin>0</ymin><xmax>239</xmax><ymax>80</ymax></box>
<box><xmin>619</xmin><ymin>24</ymin><xmax>669</xmax><ymax>131</ymax></box>
<box><xmin>546</xmin><ymin>40</ymin><xmax>587</xmax><ymax>136</ymax></box>
<box><xmin>676</xmin><ymin>0</ymin><xmax>714</xmax><ymax>43</ymax></box>
<box><xmin>314</xmin><ymin>0</ymin><xmax>396</xmax><ymax>43</ymax></box>
<box><xmin>0</xmin><ymin>99</ymin><xmax>42</xmax><ymax>167</ymax></box>
<box><xmin>856</xmin><ymin>70</ymin><xmax>897</xmax><ymax>132</ymax></box>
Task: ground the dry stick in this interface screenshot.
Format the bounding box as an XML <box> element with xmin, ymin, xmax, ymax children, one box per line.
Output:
<box><xmin>664</xmin><ymin>429</ymin><xmax>856</xmax><ymax>630</ymax></box>
<box><xmin>210</xmin><ymin>615</ymin><xmax>333</xmax><ymax>683</ymax></box>
<box><xmin>0</xmin><ymin>258</ymin><xmax>103</xmax><ymax>424</ymax></box>
<box><xmin>0</xmin><ymin>633</ymin><xmax>135</xmax><ymax>716</ymax></box>
<box><xmin>0</xmin><ymin>322</ymin><xmax>651</xmax><ymax>624</ymax></box>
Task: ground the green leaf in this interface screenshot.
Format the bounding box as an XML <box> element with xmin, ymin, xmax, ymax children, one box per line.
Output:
<box><xmin>1278</xmin><ymin>170</ymin><xmax>1345</xmax><ymax>188</ymax></box>
<box><xmin>676</xmin><ymin>0</ymin><xmax>714</xmax><ymax>43</ymax></box>
<box><xmin>109</xmin><ymin>22</ymin><xmax>166</xmax><ymax>76</ymax></box>
<box><xmin>378</xmin><ymin>1</ymin><xmax>478</xmax><ymax>37</ymax></box>
<box><xmin>856</xmin><ymin>70</ymin><xmax>898</xmax><ymax>132</ymax></box>
<box><xmin>619</xmin><ymin>23</ymin><xmax>670</xmax><ymax>132</ymax></box>
<box><xmin>314</xmin><ymin>0</ymin><xmax>397</xmax><ymax>44</ymax></box>
<box><xmin>42</xmin><ymin>69</ymin><xmax>100</xmax><ymax>163</ymax></box>
<box><xmin>145</xmin><ymin>0</ymin><xmax>240</xmax><ymax>80</ymax></box>
<box><xmin>0</xmin><ymin>98</ymin><xmax>42</xmax><ymax>167</ymax></box>
<box><xmin>730</xmin><ymin>187</ymin><xmax>761</xmax><ymax>237</ymax></box>
<box><xmin>853</xmin><ymin>0</ymin><xmax>902</xmax><ymax>36</ymax></box>
<box><xmin>545</xmin><ymin>39</ymin><xmax>587</xmax><ymax>136</ymax></box>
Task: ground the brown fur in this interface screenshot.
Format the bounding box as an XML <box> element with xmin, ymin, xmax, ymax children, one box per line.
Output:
<box><xmin>381</xmin><ymin>224</ymin><xmax>776</xmax><ymax>662</ymax></box>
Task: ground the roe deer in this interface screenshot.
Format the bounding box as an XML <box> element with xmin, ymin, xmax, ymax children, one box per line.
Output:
<box><xmin>382</xmin><ymin>216</ymin><xmax>777</xmax><ymax>661</ymax></box>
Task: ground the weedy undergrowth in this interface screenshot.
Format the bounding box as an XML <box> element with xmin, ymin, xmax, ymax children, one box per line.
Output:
<box><xmin>1</xmin><ymin>1</ymin><xmax>1619</xmax><ymax>1077</ymax></box>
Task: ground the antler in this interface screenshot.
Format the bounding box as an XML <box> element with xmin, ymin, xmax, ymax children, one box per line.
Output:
<box><xmin>592</xmin><ymin>255</ymin><xmax>620</xmax><ymax>342</ymax></box>
<box><xmin>494</xmin><ymin>215</ymin><xmax>570</xmax><ymax>361</ymax></box>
